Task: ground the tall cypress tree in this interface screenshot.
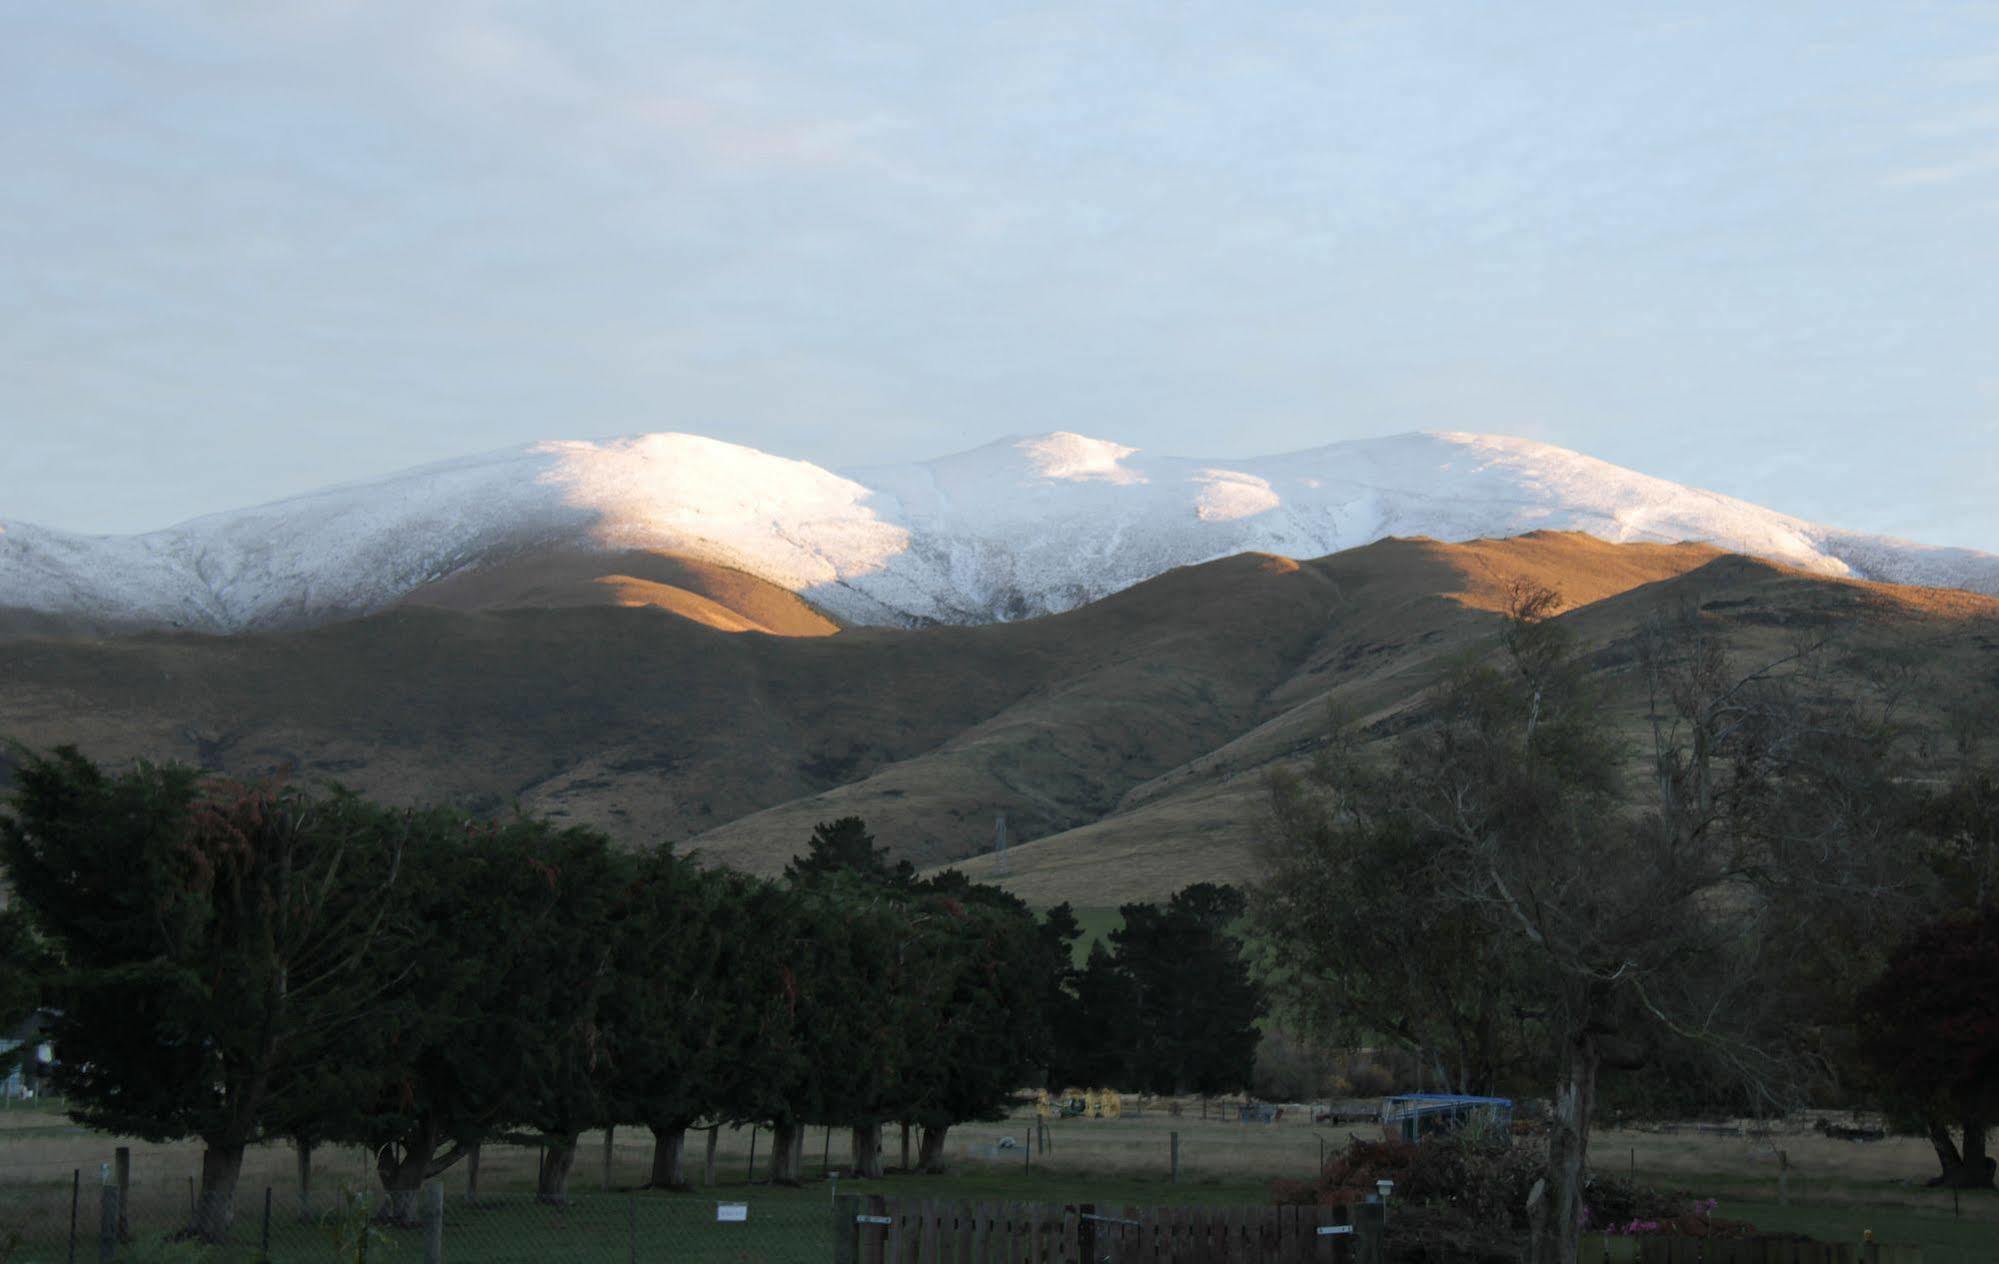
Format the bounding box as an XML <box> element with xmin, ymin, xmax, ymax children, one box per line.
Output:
<box><xmin>0</xmin><ymin>749</ymin><xmax>412</xmax><ymax>1240</ymax></box>
<box><xmin>490</xmin><ymin>819</ymin><xmax>627</xmax><ymax>1205</ymax></box>
<box><xmin>784</xmin><ymin>817</ymin><xmax>914</xmax><ymax>888</ymax></box>
<box><xmin>900</xmin><ymin>880</ymin><xmax>1054</xmax><ymax>1171</ymax></box>
<box><xmin>600</xmin><ymin>852</ymin><xmax>751</xmax><ymax>1189</ymax></box>
<box><xmin>1109</xmin><ymin>884</ymin><xmax>1264</xmax><ymax>1095</ymax></box>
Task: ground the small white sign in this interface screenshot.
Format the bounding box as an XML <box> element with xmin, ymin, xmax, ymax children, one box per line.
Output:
<box><xmin>1315</xmin><ymin>1225</ymin><xmax>1354</xmax><ymax>1236</ymax></box>
<box><xmin>857</xmin><ymin>1215</ymin><xmax>894</xmax><ymax>1226</ymax></box>
<box><xmin>717</xmin><ymin>1203</ymin><xmax>749</xmax><ymax>1222</ymax></box>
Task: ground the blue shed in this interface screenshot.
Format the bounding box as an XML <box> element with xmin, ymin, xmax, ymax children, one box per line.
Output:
<box><xmin>1379</xmin><ymin>1093</ymin><xmax>1513</xmax><ymax>1143</ymax></box>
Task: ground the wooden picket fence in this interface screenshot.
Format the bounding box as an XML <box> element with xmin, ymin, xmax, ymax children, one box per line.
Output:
<box><xmin>1578</xmin><ymin>1237</ymin><xmax>1924</xmax><ymax>1263</ymax></box>
<box><xmin>829</xmin><ymin>1198</ymin><xmax>1919</xmax><ymax>1264</ymax></box>
<box><xmin>833</xmin><ymin>1195</ymin><xmax>1386</xmax><ymax>1264</ymax></box>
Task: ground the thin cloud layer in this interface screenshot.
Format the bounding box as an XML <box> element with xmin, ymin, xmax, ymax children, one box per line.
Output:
<box><xmin>2</xmin><ymin>1</ymin><xmax>1995</xmax><ymax>549</ymax></box>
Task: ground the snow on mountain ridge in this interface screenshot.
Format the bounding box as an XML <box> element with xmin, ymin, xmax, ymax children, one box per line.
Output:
<box><xmin>2</xmin><ymin>429</ymin><xmax>1993</xmax><ymax>632</ymax></box>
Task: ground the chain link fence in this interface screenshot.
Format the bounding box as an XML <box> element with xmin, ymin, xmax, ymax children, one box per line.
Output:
<box><xmin>1</xmin><ymin>1177</ymin><xmax>835</xmax><ymax>1262</ymax></box>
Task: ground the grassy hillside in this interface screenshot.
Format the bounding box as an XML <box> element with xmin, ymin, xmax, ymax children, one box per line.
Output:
<box><xmin>2</xmin><ymin>532</ymin><xmax>1992</xmax><ymax>903</ymax></box>
<box><xmin>952</xmin><ymin>549</ymin><xmax>1999</xmax><ymax>903</ymax></box>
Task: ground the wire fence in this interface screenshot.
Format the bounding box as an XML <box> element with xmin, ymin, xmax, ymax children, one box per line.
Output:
<box><xmin>0</xmin><ymin>1181</ymin><xmax>835</xmax><ymax>1262</ymax></box>
<box><xmin>3</xmin><ymin>1177</ymin><xmax>1992</xmax><ymax>1264</ymax></box>
<box><xmin>2</xmin><ymin>1118</ymin><xmax>1991</xmax><ymax>1263</ymax></box>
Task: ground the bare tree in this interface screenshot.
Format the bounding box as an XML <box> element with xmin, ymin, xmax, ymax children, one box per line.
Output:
<box><xmin>1256</xmin><ymin>586</ymin><xmax>1919</xmax><ymax>1264</ymax></box>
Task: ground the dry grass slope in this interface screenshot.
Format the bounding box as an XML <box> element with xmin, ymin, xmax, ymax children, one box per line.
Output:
<box><xmin>1</xmin><ymin>532</ymin><xmax>1992</xmax><ymax>904</ymax></box>
<box><xmin>400</xmin><ymin>547</ymin><xmax>843</xmax><ymax>636</ymax></box>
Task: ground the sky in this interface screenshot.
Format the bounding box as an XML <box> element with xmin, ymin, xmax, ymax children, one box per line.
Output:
<box><xmin>2</xmin><ymin>2</ymin><xmax>1996</xmax><ymax>550</ymax></box>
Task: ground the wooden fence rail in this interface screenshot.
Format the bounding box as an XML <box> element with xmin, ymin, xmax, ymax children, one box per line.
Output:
<box><xmin>830</xmin><ymin>1199</ymin><xmax>1918</xmax><ymax>1264</ymax></box>
<box><xmin>833</xmin><ymin>1195</ymin><xmax>1386</xmax><ymax>1264</ymax></box>
<box><xmin>1579</xmin><ymin>1236</ymin><xmax>1924</xmax><ymax>1263</ymax></box>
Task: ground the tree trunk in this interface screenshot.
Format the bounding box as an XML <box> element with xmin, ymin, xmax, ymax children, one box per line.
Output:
<box><xmin>1928</xmin><ymin>1115</ymin><xmax>1997</xmax><ymax>1189</ymax></box>
<box><xmin>900</xmin><ymin>1121</ymin><xmax>911</xmax><ymax>1171</ymax></box>
<box><xmin>294</xmin><ymin>1139</ymin><xmax>313</xmax><ymax>1221</ymax></box>
<box><xmin>1963</xmin><ymin>1118</ymin><xmax>1994</xmax><ymax>1188</ymax></box>
<box><xmin>1926</xmin><ymin>1117</ymin><xmax>1965</xmax><ymax>1182</ymax></box>
<box><xmin>373</xmin><ymin>1116</ymin><xmax>470</xmax><ymax>1224</ymax></box>
<box><xmin>466</xmin><ymin>1142</ymin><xmax>482</xmax><ymax>1203</ymax></box>
<box><xmin>189</xmin><ymin>1144</ymin><xmax>245</xmax><ymax>1243</ymax></box>
<box><xmin>1531</xmin><ymin>1037</ymin><xmax>1599</xmax><ymax>1264</ymax></box>
<box><xmin>851</xmin><ymin>1124</ymin><xmax>885</xmax><ymax>1179</ymax></box>
<box><xmin>649</xmin><ymin>1123</ymin><xmax>690</xmax><ymax>1190</ymax></box>
<box><xmin>769</xmin><ymin>1120</ymin><xmax>805</xmax><ymax>1185</ymax></box>
<box><xmin>537</xmin><ymin>1133</ymin><xmax>579</xmax><ymax>1205</ymax></box>
<box><xmin>917</xmin><ymin>1124</ymin><xmax>950</xmax><ymax>1174</ymax></box>
<box><xmin>703</xmin><ymin>1125</ymin><xmax>719</xmax><ymax>1186</ymax></box>
<box><xmin>376</xmin><ymin>1133</ymin><xmax>440</xmax><ymax>1226</ymax></box>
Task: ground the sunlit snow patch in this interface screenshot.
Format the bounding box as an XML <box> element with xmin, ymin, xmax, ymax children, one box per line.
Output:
<box><xmin>1017</xmin><ymin>433</ymin><xmax>1147</xmax><ymax>485</ymax></box>
<box><xmin>1191</xmin><ymin>470</ymin><xmax>1281</xmax><ymax>523</ymax></box>
<box><xmin>533</xmin><ymin>434</ymin><xmax>912</xmax><ymax>590</ymax></box>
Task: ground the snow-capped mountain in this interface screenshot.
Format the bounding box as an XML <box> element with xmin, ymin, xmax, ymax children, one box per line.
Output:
<box><xmin>4</xmin><ymin>430</ymin><xmax>1994</xmax><ymax>632</ymax></box>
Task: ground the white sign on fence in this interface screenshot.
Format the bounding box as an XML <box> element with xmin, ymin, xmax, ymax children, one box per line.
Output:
<box><xmin>1315</xmin><ymin>1225</ymin><xmax>1354</xmax><ymax>1236</ymax></box>
<box><xmin>716</xmin><ymin>1203</ymin><xmax>749</xmax><ymax>1222</ymax></box>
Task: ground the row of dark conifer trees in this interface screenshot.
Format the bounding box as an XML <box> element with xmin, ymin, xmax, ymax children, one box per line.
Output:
<box><xmin>0</xmin><ymin>748</ymin><xmax>1263</xmax><ymax>1241</ymax></box>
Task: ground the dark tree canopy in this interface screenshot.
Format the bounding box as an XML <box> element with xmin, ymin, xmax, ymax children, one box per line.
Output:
<box><xmin>1108</xmin><ymin>884</ymin><xmax>1264</xmax><ymax>1096</ymax></box>
<box><xmin>1</xmin><ymin>752</ymin><xmax>1254</xmax><ymax>1219</ymax></box>
<box><xmin>1251</xmin><ymin>589</ymin><xmax>1920</xmax><ymax>1264</ymax></box>
<box><xmin>1043</xmin><ymin>884</ymin><xmax>1263</xmax><ymax>1095</ymax></box>
<box><xmin>599</xmin><ymin>850</ymin><xmax>750</xmax><ymax>1186</ymax></box>
<box><xmin>784</xmin><ymin>816</ymin><xmax>914</xmax><ymax>888</ymax></box>
<box><xmin>1061</xmin><ymin>940</ymin><xmax>1140</xmax><ymax>1088</ymax></box>
<box><xmin>0</xmin><ymin>749</ymin><xmax>412</xmax><ymax>1239</ymax></box>
<box><xmin>0</xmin><ymin>904</ymin><xmax>49</xmax><ymax>1080</ymax></box>
<box><xmin>1857</xmin><ymin>909</ymin><xmax>1999</xmax><ymax>1189</ymax></box>
<box><xmin>0</xmin><ymin>904</ymin><xmax>43</xmax><ymax>1023</ymax></box>
<box><xmin>902</xmin><ymin>886</ymin><xmax>1058</xmax><ymax>1134</ymax></box>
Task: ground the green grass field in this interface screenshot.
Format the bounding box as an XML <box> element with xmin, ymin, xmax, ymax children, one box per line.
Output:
<box><xmin>3</xmin><ymin>1099</ymin><xmax>1993</xmax><ymax>1261</ymax></box>
<box><xmin>1066</xmin><ymin>906</ymin><xmax>1124</xmax><ymax>963</ymax></box>
<box><xmin>1718</xmin><ymin>1201</ymin><xmax>1996</xmax><ymax>1264</ymax></box>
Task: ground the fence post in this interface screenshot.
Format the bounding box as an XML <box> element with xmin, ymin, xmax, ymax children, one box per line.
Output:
<box><xmin>1078</xmin><ymin>1203</ymin><xmax>1097</xmax><ymax>1264</ymax></box>
<box><xmin>1170</xmin><ymin>1132</ymin><xmax>1180</xmax><ymax>1183</ymax></box>
<box><xmin>113</xmin><ymin>1147</ymin><xmax>130</xmax><ymax>1243</ymax></box>
<box><xmin>260</xmin><ymin>1187</ymin><xmax>272</xmax><ymax>1263</ymax></box>
<box><xmin>833</xmin><ymin>1193</ymin><xmax>860</xmax><ymax>1264</ymax></box>
<box><xmin>627</xmin><ymin>1191</ymin><xmax>636</xmax><ymax>1264</ymax></box>
<box><xmin>1349</xmin><ymin>1199</ymin><xmax>1385</xmax><ymax>1264</ymax></box>
<box><xmin>422</xmin><ymin>1180</ymin><xmax>444</xmax><ymax>1264</ymax></box>
<box><xmin>67</xmin><ymin>1169</ymin><xmax>79</xmax><ymax>1264</ymax></box>
<box><xmin>603</xmin><ymin>1125</ymin><xmax>616</xmax><ymax>1191</ymax></box>
<box><xmin>97</xmin><ymin>1180</ymin><xmax>118</xmax><ymax>1264</ymax></box>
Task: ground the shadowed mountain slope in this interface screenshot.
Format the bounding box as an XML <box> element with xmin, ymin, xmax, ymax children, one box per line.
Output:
<box><xmin>2</xmin><ymin>532</ymin><xmax>1991</xmax><ymax>902</ymax></box>
<box><xmin>952</xmin><ymin>551</ymin><xmax>1999</xmax><ymax>903</ymax></box>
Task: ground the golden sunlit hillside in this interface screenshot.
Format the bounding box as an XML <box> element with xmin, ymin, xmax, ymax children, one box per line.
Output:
<box><xmin>2</xmin><ymin>532</ymin><xmax>1992</xmax><ymax>904</ymax></box>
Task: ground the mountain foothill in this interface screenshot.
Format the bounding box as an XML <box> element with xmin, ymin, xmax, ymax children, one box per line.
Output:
<box><xmin>3</xmin><ymin>522</ymin><xmax>1991</xmax><ymax>906</ymax></box>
